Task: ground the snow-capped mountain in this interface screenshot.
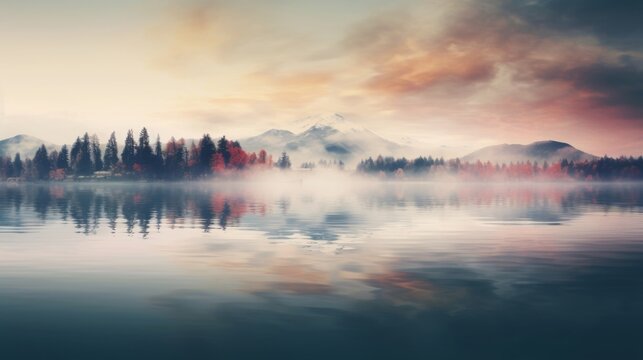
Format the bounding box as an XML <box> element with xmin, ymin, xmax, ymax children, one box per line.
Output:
<box><xmin>294</xmin><ymin>113</ymin><xmax>367</xmax><ymax>133</ymax></box>
<box><xmin>240</xmin><ymin>114</ymin><xmax>402</xmax><ymax>166</ymax></box>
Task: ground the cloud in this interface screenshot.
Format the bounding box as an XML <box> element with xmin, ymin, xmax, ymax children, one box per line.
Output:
<box><xmin>150</xmin><ymin>0</ymin><xmax>310</xmax><ymax>71</ymax></box>
<box><xmin>503</xmin><ymin>0</ymin><xmax>643</xmax><ymax>49</ymax></box>
<box><xmin>334</xmin><ymin>1</ymin><xmax>642</xmax><ymax>128</ymax></box>
<box><xmin>144</xmin><ymin>0</ymin><xmax>643</xmax><ymax>155</ymax></box>
<box><xmin>534</xmin><ymin>57</ymin><xmax>643</xmax><ymax>119</ymax></box>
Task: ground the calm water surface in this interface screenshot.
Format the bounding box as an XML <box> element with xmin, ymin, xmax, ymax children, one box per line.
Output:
<box><xmin>0</xmin><ymin>181</ymin><xmax>642</xmax><ymax>359</ymax></box>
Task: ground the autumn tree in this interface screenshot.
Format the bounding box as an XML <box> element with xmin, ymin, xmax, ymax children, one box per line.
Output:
<box><xmin>248</xmin><ymin>152</ymin><xmax>257</xmax><ymax>165</ymax></box>
<box><xmin>229</xmin><ymin>142</ymin><xmax>248</xmax><ymax>169</ymax></box>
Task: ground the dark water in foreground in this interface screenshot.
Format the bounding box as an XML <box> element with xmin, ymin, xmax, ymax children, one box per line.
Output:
<box><xmin>0</xmin><ymin>181</ymin><xmax>642</xmax><ymax>359</ymax></box>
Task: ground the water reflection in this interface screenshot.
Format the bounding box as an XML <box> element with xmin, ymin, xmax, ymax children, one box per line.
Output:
<box><xmin>1</xmin><ymin>182</ymin><xmax>643</xmax><ymax>359</ymax></box>
<box><xmin>0</xmin><ymin>184</ymin><xmax>262</xmax><ymax>235</ymax></box>
<box><xmin>0</xmin><ymin>183</ymin><xmax>641</xmax><ymax>236</ymax></box>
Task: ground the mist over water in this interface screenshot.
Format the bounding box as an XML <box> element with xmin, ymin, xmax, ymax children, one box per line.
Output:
<box><xmin>1</xmin><ymin>180</ymin><xmax>642</xmax><ymax>359</ymax></box>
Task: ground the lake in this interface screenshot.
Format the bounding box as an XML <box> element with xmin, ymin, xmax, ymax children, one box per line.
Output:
<box><xmin>1</xmin><ymin>179</ymin><xmax>642</xmax><ymax>359</ymax></box>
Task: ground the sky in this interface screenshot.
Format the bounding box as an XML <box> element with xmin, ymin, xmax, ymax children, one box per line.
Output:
<box><xmin>0</xmin><ymin>0</ymin><xmax>642</xmax><ymax>157</ymax></box>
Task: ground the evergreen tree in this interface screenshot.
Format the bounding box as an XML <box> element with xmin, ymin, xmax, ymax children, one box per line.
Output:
<box><xmin>76</xmin><ymin>133</ymin><xmax>93</xmax><ymax>176</ymax></box>
<box><xmin>103</xmin><ymin>131</ymin><xmax>119</xmax><ymax>170</ymax></box>
<box><xmin>3</xmin><ymin>157</ymin><xmax>14</xmax><ymax>178</ymax></box>
<box><xmin>154</xmin><ymin>135</ymin><xmax>164</xmax><ymax>176</ymax></box>
<box><xmin>277</xmin><ymin>152</ymin><xmax>291</xmax><ymax>170</ymax></box>
<box><xmin>136</xmin><ymin>127</ymin><xmax>153</xmax><ymax>169</ymax></box>
<box><xmin>165</xmin><ymin>137</ymin><xmax>186</xmax><ymax>179</ymax></box>
<box><xmin>13</xmin><ymin>153</ymin><xmax>23</xmax><ymax>178</ymax></box>
<box><xmin>70</xmin><ymin>137</ymin><xmax>82</xmax><ymax>170</ymax></box>
<box><xmin>176</xmin><ymin>139</ymin><xmax>187</xmax><ymax>177</ymax></box>
<box><xmin>217</xmin><ymin>136</ymin><xmax>231</xmax><ymax>166</ymax></box>
<box><xmin>33</xmin><ymin>144</ymin><xmax>51</xmax><ymax>180</ymax></box>
<box><xmin>561</xmin><ymin>158</ymin><xmax>569</xmax><ymax>169</ymax></box>
<box><xmin>91</xmin><ymin>134</ymin><xmax>103</xmax><ymax>171</ymax></box>
<box><xmin>188</xmin><ymin>142</ymin><xmax>199</xmax><ymax>176</ymax></box>
<box><xmin>122</xmin><ymin>130</ymin><xmax>136</xmax><ymax>171</ymax></box>
<box><xmin>57</xmin><ymin>145</ymin><xmax>69</xmax><ymax>170</ymax></box>
<box><xmin>198</xmin><ymin>134</ymin><xmax>216</xmax><ymax>175</ymax></box>
<box><xmin>48</xmin><ymin>150</ymin><xmax>59</xmax><ymax>170</ymax></box>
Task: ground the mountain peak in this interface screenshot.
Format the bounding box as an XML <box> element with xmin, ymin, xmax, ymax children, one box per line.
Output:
<box><xmin>530</xmin><ymin>140</ymin><xmax>571</xmax><ymax>148</ymax></box>
<box><xmin>259</xmin><ymin>129</ymin><xmax>295</xmax><ymax>137</ymax></box>
<box><xmin>295</xmin><ymin>113</ymin><xmax>366</xmax><ymax>133</ymax></box>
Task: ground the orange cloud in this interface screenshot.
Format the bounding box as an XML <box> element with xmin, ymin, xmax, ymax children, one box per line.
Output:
<box><xmin>366</xmin><ymin>50</ymin><xmax>495</xmax><ymax>94</ymax></box>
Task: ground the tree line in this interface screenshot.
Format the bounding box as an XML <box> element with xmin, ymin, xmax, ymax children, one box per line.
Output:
<box><xmin>357</xmin><ymin>155</ymin><xmax>643</xmax><ymax>181</ymax></box>
<box><xmin>0</xmin><ymin>128</ymin><xmax>280</xmax><ymax>181</ymax></box>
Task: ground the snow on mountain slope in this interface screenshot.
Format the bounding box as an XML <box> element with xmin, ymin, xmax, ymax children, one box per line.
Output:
<box><xmin>240</xmin><ymin>114</ymin><xmax>402</xmax><ymax>166</ymax></box>
<box><xmin>294</xmin><ymin>113</ymin><xmax>366</xmax><ymax>133</ymax></box>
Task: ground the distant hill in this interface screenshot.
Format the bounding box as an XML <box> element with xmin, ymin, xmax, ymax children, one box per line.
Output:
<box><xmin>240</xmin><ymin>113</ymin><xmax>402</xmax><ymax>166</ymax></box>
<box><xmin>462</xmin><ymin>140</ymin><xmax>596</xmax><ymax>164</ymax></box>
<box><xmin>0</xmin><ymin>134</ymin><xmax>57</xmax><ymax>159</ymax></box>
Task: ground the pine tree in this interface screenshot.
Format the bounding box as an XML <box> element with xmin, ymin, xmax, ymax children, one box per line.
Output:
<box><xmin>136</xmin><ymin>127</ymin><xmax>153</xmax><ymax>169</ymax></box>
<box><xmin>165</xmin><ymin>137</ymin><xmax>186</xmax><ymax>179</ymax></box>
<box><xmin>48</xmin><ymin>150</ymin><xmax>59</xmax><ymax>170</ymax></box>
<box><xmin>198</xmin><ymin>134</ymin><xmax>216</xmax><ymax>175</ymax></box>
<box><xmin>103</xmin><ymin>131</ymin><xmax>119</xmax><ymax>170</ymax></box>
<box><xmin>277</xmin><ymin>152</ymin><xmax>291</xmax><ymax>170</ymax></box>
<box><xmin>76</xmin><ymin>133</ymin><xmax>93</xmax><ymax>176</ymax></box>
<box><xmin>91</xmin><ymin>134</ymin><xmax>103</xmax><ymax>171</ymax></box>
<box><xmin>217</xmin><ymin>136</ymin><xmax>231</xmax><ymax>166</ymax></box>
<box><xmin>33</xmin><ymin>144</ymin><xmax>50</xmax><ymax>180</ymax></box>
<box><xmin>57</xmin><ymin>145</ymin><xmax>69</xmax><ymax>170</ymax></box>
<box><xmin>4</xmin><ymin>157</ymin><xmax>15</xmax><ymax>178</ymax></box>
<box><xmin>70</xmin><ymin>137</ymin><xmax>82</xmax><ymax>170</ymax></box>
<box><xmin>13</xmin><ymin>153</ymin><xmax>23</xmax><ymax>178</ymax></box>
<box><xmin>154</xmin><ymin>135</ymin><xmax>164</xmax><ymax>176</ymax></box>
<box><xmin>122</xmin><ymin>130</ymin><xmax>136</xmax><ymax>171</ymax></box>
<box><xmin>188</xmin><ymin>141</ymin><xmax>199</xmax><ymax>176</ymax></box>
